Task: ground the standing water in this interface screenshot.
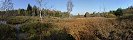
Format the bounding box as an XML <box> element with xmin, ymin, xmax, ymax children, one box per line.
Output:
<box><xmin>0</xmin><ymin>20</ymin><xmax>22</xmax><ymax>40</ymax></box>
<box><xmin>0</xmin><ymin>21</ymin><xmax>7</xmax><ymax>24</ymax></box>
<box><xmin>15</xmin><ymin>24</ymin><xmax>27</xmax><ymax>40</ymax></box>
<box><xmin>15</xmin><ymin>24</ymin><xmax>21</xmax><ymax>40</ymax></box>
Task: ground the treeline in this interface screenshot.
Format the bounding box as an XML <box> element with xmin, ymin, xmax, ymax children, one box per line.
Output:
<box><xmin>84</xmin><ymin>6</ymin><xmax>133</xmax><ymax>18</ymax></box>
<box><xmin>0</xmin><ymin>4</ymin><xmax>69</xmax><ymax>18</ymax></box>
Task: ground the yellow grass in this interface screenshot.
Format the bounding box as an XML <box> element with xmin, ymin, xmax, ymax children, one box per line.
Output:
<box><xmin>41</xmin><ymin>17</ymin><xmax>119</xmax><ymax>40</ymax></box>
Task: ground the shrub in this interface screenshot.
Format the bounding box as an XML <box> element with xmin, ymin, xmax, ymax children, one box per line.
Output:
<box><xmin>0</xmin><ymin>24</ymin><xmax>16</xmax><ymax>40</ymax></box>
<box><xmin>6</xmin><ymin>16</ymin><xmax>29</xmax><ymax>24</ymax></box>
<box><xmin>114</xmin><ymin>8</ymin><xmax>123</xmax><ymax>17</ymax></box>
<box><xmin>20</xmin><ymin>22</ymin><xmax>75</xmax><ymax>40</ymax></box>
<box><xmin>104</xmin><ymin>14</ymin><xmax>116</xmax><ymax>18</ymax></box>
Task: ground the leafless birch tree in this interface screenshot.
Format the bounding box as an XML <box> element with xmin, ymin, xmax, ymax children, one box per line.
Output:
<box><xmin>0</xmin><ymin>0</ymin><xmax>14</xmax><ymax>11</ymax></box>
<box><xmin>67</xmin><ymin>0</ymin><xmax>73</xmax><ymax>18</ymax></box>
<box><xmin>35</xmin><ymin>0</ymin><xmax>45</xmax><ymax>22</ymax></box>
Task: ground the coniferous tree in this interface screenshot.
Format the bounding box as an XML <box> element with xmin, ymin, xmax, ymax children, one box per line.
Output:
<box><xmin>18</xmin><ymin>9</ymin><xmax>25</xmax><ymax>16</ymax></box>
<box><xmin>84</xmin><ymin>12</ymin><xmax>89</xmax><ymax>17</ymax></box>
<box><xmin>32</xmin><ymin>5</ymin><xmax>38</xmax><ymax>16</ymax></box>
<box><xmin>27</xmin><ymin>4</ymin><xmax>32</xmax><ymax>16</ymax></box>
<box><xmin>114</xmin><ymin>8</ymin><xmax>123</xmax><ymax>17</ymax></box>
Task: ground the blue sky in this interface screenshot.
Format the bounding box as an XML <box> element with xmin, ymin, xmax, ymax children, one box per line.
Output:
<box><xmin>8</xmin><ymin>0</ymin><xmax>133</xmax><ymax>15</ymax></box>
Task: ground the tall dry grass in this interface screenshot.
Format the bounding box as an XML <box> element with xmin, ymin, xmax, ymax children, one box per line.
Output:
<box><xmin>44</xmin><ymin>17</ymin><xmax>133</xmax><ymax>40</ymax></box>
<box><xmin>1</xmin><ymin>16</ymin><xmax>133</xmax><ymax>40</ymax></box>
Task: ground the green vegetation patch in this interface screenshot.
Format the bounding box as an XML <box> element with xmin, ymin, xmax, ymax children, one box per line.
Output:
<box><xmin>0</xmin><ymin>24</ymin><xmax>16</xmax><ymax>40</ymax></box>
<box><xmin>6</xmin><ymin>16</ymin><xmax>29</xmax><ymax>24</ymax></box>
<box><xmin>20</xmin><ymin>22</ymin><xmax>75</xmax><ymax>40</ymax></box>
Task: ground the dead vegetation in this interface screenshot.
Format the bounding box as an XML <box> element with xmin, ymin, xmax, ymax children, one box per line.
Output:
<box><xmin>46</xmin><ymin>16</ymin><xmax>133</xmax><ymax>40</ymax></box>
<box><xmin>1</xmin><ymin>16</ymin><xmax>133</xmax><ymax>40</ymax></box>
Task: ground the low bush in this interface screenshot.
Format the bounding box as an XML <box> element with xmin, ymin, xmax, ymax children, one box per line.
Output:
<box><xmin>104</xmin><ymin>14</ymin><xmax>116</xmax><ymax>18</ymax></box>
<box><xmin>0</xmin><ymin>24</ymin><xmax>16</xmax><ymax>40</ymax></box>
<box><xmin>6</xmin><ymin>16</ymin><xmax>40</xmax><ymax>24</ymax></box>
<box><xmin>6</xmin><ymin>16</ymin><xmax>29</xmax><ymax>24</ymax></box>
<box><xmin>20</xmin><ymin>22</ymin><xmax>75</xmax><ymax>40</ymax></box>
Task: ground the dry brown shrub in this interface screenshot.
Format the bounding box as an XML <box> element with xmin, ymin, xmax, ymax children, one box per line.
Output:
<box><xmin>49</xmin><ymin>17</ymin><xmax>116</xmax><ymax>40</ymax></box>
<box><xmin>42</xmin><ymin>16</ymin><xmax>133</xmax><ymax>40</ymax></box>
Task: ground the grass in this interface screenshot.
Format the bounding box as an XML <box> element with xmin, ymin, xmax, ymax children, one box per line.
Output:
<box><xmin>49</xmin><ymin>17</ymin><xmax>133</xmax><ymax>40</ymax></box>
<box><xmin>52</xmin><ymin>17</ymin><xmax>116</xmax><ymax>40</ymax></box>
<box><xmin>0</xmin><ymin>24</ymin><xmax>16</xmax><ymax>40</ymax></box>
<box><xmin>0</xmin><ymin>16</ymin><xmax>133</xmax><ymax>40</ymax></box>
<box><xmin>20</xmin><ymin>22</ymin><xmax>75</xmax><ymax>40</ymax></box>
<box><xmin>1</xmin><ymin>16</ymin><xmax>40</xmax><ymax>24</ymax></box>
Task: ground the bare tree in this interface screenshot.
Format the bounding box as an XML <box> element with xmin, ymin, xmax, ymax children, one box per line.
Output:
<box><xmin>0</xmin><ymin>0</ymin><xmax>14</xmax><ymax>11</ymax></box>
<box><xmin>67</xmin><ymin>0</ymin><xmax>73</xmax><ymax>18</ymax></box>
<box><xmin>0</xmin><ymin>0</ymin><xmax>2</xmax><ymax>9</ymax></box>
<box><xmin>35</xmin><ymin>0</ymin><xmax>47</xmax><ymax>40</ymax></box>
<box><xmin>35</xmin><ymin>0</ymin><xmax>44</xmax><ymax>22</ymax></box>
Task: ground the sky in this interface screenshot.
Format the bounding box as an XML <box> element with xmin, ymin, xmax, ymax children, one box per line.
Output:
<box><xmin>1</xmin><ymin>0</ymin><xmax>133</xmax><ymax>15</ymax></box>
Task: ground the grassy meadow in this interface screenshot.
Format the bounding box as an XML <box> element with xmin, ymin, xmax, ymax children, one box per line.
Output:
<box><xmin>0</xmin><ymin>15</ymin><xmax>133</xmax><ymax>40</ymax></box>
<box><xmin>1</xmin><ymin>0</ymin><xmax>133</xmax><ymax>40</ymax></box>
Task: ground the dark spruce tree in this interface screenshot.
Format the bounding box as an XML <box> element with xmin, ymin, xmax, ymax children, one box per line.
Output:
<box><xmin>32</xmin><ymin>5</ymin><xmax>38</xmax><ymax>16</ymax></box>
<box><xmin>84</xmin><ymin>12</ymin><xmax>89</xmax><ymax>17</ymax></box>
<box><xmin>114</xmin><ymin>8</ymin><xmax>123</xmax><ymax>17</ymax></box>
<box><xmin>27</xmin><ymin>4</ymin><xmax>32</xmax><ymax>16</ymax></box>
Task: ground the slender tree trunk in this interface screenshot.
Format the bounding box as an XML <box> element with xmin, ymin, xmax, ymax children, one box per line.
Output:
<box><xmin>40</xmin><ymin>10</ymin><xmax>42</xmax><ymax>22</ymax></box>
